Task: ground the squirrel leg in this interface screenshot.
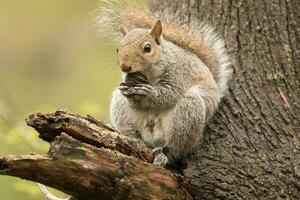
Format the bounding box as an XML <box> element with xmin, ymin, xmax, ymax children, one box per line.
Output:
<box><xmin>110</xmin><ymin>89</ymin><xmax>141</xmax><ymax>139</ymax></box>
<box><xmin>155</xmin><ymin>86</ymin><xmax>206</xmax><ymax>166</ymax></box>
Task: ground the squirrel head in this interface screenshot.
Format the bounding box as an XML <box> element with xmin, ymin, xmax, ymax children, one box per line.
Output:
<box><xmin>117</xmin><ymin>20</ymin><xmax>162</xmax><ymax>73</ymax></box>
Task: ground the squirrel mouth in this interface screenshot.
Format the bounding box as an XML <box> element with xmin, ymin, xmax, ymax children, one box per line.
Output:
<box><xmin>121</xmin><ymin>67</ymin><xmax>141</xmax><ymax>74</ymax></box>
<box><xmin>120</xmin><ymin>64</ymin><xmax>132</xmax><ymax>73</ymax></box>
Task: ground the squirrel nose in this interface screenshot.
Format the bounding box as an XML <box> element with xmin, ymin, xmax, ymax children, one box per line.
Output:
<box><xmin>120</xmin><ymin>64</ymin><xmax>132</xmax><ymax>73</ymax></box>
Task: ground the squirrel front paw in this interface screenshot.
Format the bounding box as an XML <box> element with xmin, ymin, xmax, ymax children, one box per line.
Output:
<box><xmin>152</xmin><ymin>147</ymin><xmax>169</xmax><ymax>167</ymax></box>
<box><xmin>119</xmin><ymin>84</ymin><xmax>156</xmax><ymax>97</ymax></box>
<box><xmin>132</xmin><ymin>84</ymin><xmax>156</xmax><ymax>96</ymax></box>
<box><xmin>119</xmin><ymin>85</ymin><xmax>144</xmax><ymax>100</ymax></box>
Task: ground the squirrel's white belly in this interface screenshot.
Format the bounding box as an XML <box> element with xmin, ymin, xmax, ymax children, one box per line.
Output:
<box><xmin>139</xmin><ymin>111</ymin><xmax>168</xmax><ymax>148</ymax></box>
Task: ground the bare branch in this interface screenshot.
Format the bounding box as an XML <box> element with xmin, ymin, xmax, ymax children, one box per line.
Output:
<box><xmin>26</xmin><ymin>110</ymin><xmax>153</xmax><ymax>162</ymax></box>
<box><xmin>0</xmin><ymin>111</ymin><xmax>191</xmax><ymax>200</ymax></box>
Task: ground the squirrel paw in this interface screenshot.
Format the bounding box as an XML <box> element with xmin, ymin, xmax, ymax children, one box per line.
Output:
<box><xmin>153</xmin><ymin>148</ymin><xmax>169</xmax><ymax>167</ymax></box>
<box><xmin>133</xmin><ymin>84</ymin><xmax>156</xmax><ymax>96</ymax></box>
<box><xmin>119</xmin><ymin>84</ymin><xmax>155</xmax><ymax>97</ymax></box>
<box><xmin>119</xmin><ymin>85</ymin><xmax>144</xmax><ymax>100</ymax></box>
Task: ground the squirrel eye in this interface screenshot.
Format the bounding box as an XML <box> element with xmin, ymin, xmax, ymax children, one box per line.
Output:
<box><xmin>143</xmin><ymin>43</ymin><xmax>151</xmax><ymax>53</ymax></box>
<box><xmin>116</xmin><ymin>48</ymin><xmax>119</xmax><ymax>53</ymax></box>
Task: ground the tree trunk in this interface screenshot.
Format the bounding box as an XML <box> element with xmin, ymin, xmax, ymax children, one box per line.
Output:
<box><xmin>151</xmin><ymin>0</ymin><xmax>300</xmax><ymax>199</ymax></box>
<box><xmin>0</xmin><ymin>0</ymin><xmax>299</xmax><ymax>199</ymax></box>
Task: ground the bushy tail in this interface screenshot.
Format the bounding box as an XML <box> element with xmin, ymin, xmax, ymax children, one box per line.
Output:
<box><xmin>96</xmin><ymin>1</ymin><xmax>232</xmax><ymax>96</ymax></box>
<box><xmin>96</xmin><ymin>0</ymin><xmax>155</xmax><ymax>41</ymax></box>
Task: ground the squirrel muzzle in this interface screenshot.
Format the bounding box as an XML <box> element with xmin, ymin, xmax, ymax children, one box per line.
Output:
<box><xmin>120</xmin><ymin>64</ymin><xmax>132</xmax><ymax>73</ymax></box>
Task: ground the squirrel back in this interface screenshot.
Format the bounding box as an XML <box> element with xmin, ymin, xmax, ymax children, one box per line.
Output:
<box><xmin>97</xmin><ymin>0</ymin><xmax>232</xmax><ymax>96</ymax></box>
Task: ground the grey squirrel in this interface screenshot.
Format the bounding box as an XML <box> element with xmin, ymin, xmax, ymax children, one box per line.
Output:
<box><xmin>97</xmin><ymin>1</ymin><xmax>232</xmax><ymax>166</ymax></box>
<box><xmin>39</xmin><ymin>2</ymin><xmax>238</xmax><ymax>200</ymax></box>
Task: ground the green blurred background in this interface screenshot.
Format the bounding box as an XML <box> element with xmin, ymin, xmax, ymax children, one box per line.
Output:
<box><xmin>0</xmin><ymin>0</ymin><xmax>146</xmax><ymax>199</ymax></box>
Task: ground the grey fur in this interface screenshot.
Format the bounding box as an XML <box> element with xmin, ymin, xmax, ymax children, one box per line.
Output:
<box><xmin>110</xmin><ymin>30</ymin><xmax>224</xmax><ymax>166</ymax></box>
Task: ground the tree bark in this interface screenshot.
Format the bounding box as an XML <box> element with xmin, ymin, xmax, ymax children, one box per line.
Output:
<box><xmin>151</xmin><ymin>0</ymin><xmax>300</xmax><ymax>199</ymax></box>
<box><xmin>0</xmin><ymin>110</ymin><xmax>191</xmax><ymax>200</ymax></box>
<box><xmin>0</xmin><ymin>0</ymin><xmax>299</xmax><ymax>199</ymax></box>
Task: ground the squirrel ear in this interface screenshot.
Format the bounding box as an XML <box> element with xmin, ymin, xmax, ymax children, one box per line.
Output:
<box><xmin>120</xmin><ymin>26</ymin><xmax>128</xmax><ymax>36</ymax></box>
<box><xmin>150</xmin><ymin>20</ymin><xmax>162</xmax><ymax>44</ymax></box>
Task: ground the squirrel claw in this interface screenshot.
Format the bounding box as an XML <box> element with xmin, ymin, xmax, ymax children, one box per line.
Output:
<box><xmin>119</xmin><ymin>85</ymin><xmax>129</xmax><ymax>91</ymax></box>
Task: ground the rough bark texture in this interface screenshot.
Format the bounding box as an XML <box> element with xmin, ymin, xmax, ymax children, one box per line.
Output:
<box><xmin>26</xmin><ymin>110</ymin><xmax>153</xmax><ymax>162</ymax></box>
<box><xmin>0</xmin><ymin>1</ymin><xmax>299</xmax><ymax>200</ymax></box>
<box><xmin>0</xmin><ymin>110</ymin><xmax>191</xmax><ymax>200</ymax></box>
<box><xmin>151</xmin><ymin>0</ymin><xmax>300</xmax><ymax>199</ymax></box>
